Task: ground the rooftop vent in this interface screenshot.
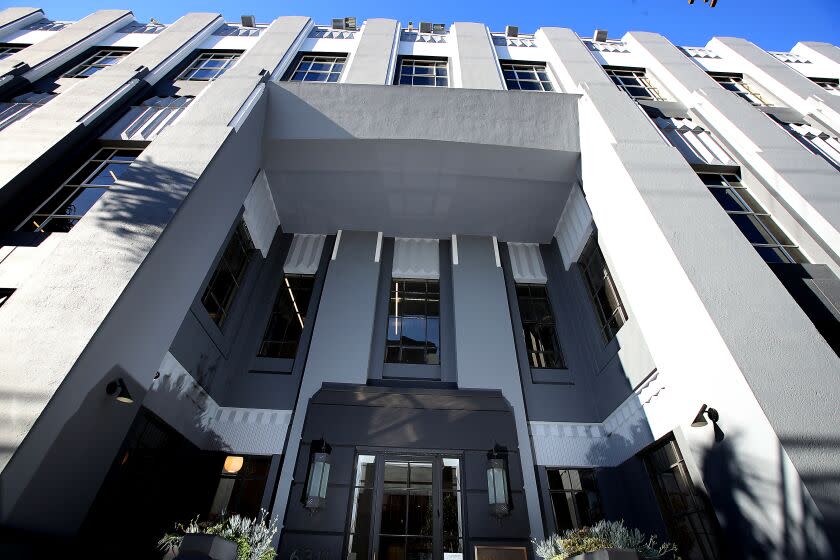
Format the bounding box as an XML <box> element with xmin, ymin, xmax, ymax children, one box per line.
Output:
<box><xmin>240</xmin><ymin>15</ymin><xmax>255</xmax><ymax>27</ymax></box>
<box><xmin>593</xmin><ymin>29</ymin><xmax>608</xmax><ymax>42</ymax></box>
<box><xmin>332</xmin><ymin>17</ymin><xmax>357</xmax><ymax>31</ymax></box>
<box><xmin>505</xmin><ymin>25</ymin><xmax>519</xmax><ymax>38</ymax></box>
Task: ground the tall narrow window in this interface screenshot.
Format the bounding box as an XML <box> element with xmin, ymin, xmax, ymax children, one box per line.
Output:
<box><xmin>501</xmin><ymin>61</ymin><xmax>555</xmax><ymax>91</ymax></box>
<box><xmin>0</xmin><ymin>92</ymin><xmax>55</xmax><ymax>132</ymax></box>
<box><xmin>63</xmin><ymin>49</ymin><xmax>132</xmax><ymax>78</ymax></box>
<box><xmin>547</xmin><ymin>468</ymin><xmax>602</xmax><ymax>532</ymax></box>
<box><xmin>386</xmin><ymin>280</ymin><xmax>440</xmax><ymax>365</ymax></box>
<box><xmin>284</xmin><ymin>53</ymin><xmax>346</xmax><ymax>82</ymax></box>
<box><xmin>201</xmin><ymin>221</ymin><xmax>255</xmax><ymax>326</ymax></box>
<box><xmin>347</xmin><ymin>455</ymin><xmax>376</xmax><ymax>559</ymax></box>
<box><xmin>258</xmin><ymin>275</ymin><xmax>315</xmax><ymax>358</ymax></box>
<box><xmin>18</xmin><ymin>147</ymin><xmax>143</xmax><ymax>232</ymax></box>
<box><xmin>699</xmin><ymin>173</ymin><xmax>805</xmax><ymax>264</ymax></box>
<box><xmin>516</xmin><ymin>284</ymin><xmax>565</xmax><ymax>368</ymax></box>
<box><xmin>604</xmin><ymin>66</ymin><xmax>663</xmax><ymax>100</ymax></box>
<box><xmin>176</xmin><ymin>51</ymin><xmax>241</xmax><ymax>81</ymax></box>
<box><xmin>580</xmin><ymin>239</ymin><xmax>628</xmax><ymax>342</ymax></box>
<box><xmin>396</xmin><ymin>57</ymin><xmax>448</xmax><ymax>87</ymax></box>
<box><xmin>709</xmin><ymin>72</ymin><xmax>768</xmax><ymax>106</ymax></box>
<box><xmin>643</xmin><ymin>437</ymin><xmax>720</xmax><ymax>560</ymax></box>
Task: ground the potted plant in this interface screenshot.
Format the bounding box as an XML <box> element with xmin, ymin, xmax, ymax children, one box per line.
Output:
<box><xmin>158</xmin><ymin>509</ymin><xmax>278</xmax><ymax>560</ymax></box>
<box><xmin>533</xmin><ymin>520</ymin><xmax>680</xmax><ymax>560</ymax></box>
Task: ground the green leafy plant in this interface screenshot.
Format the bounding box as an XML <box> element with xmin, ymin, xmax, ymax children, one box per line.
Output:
<box><xmin>533</xmin><ymin>519</ymin><xmax>680</xmax><ymax>560</ymax></box>
<box><xmin>158</xmin><ymin>509</ymin><xmax>278</xmax><ymax>560</ymax></box>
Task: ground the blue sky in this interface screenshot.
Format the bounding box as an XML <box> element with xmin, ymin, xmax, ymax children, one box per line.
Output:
<box><xmin>20</xmin><ymin>0</ymin><xmax>840</xmax><ymax>52</ymax></box>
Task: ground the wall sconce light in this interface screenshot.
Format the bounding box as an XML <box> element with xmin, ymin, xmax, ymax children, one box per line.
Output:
<box><xmin>223</xmin><ymin>455</ymin><xmax>244</xmax><ymax>474</ymax></box>
<box><xmin>487</xmin><ymin>444</ymin><xmax>510</xmax><ymax>518</ymax></box>
<box><xmin>303</xmin><ymin>438</ymin><xmax>331</xmax><ymax>511</ymax></box>
<box><xmin>106</xmin><ymin>378</ymin><xmax>133</xmax><ymax>404</ymax></box>
<box><xmin>691</xmin><ymin>404</ymin><xmax>719</xmax><ymax>427</ymax></box>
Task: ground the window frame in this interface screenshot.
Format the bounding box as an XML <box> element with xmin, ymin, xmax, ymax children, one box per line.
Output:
<box><xmin>603</xmin><ymin>66</ymin><xmax>663</xmax><ymax>100</ymax></box>
<box><xmin>283</xmin><ymin>52</ymin><xmax>348</xmax><ymax>83</ymax></box>
<box><xmin>809</xmin><ymin>77</ymin><xmax>840</xmax><ymax>93</ymax></box>
<box><xmin>500</xmin><ymin>59</ymin><xmax>556</xmax><ymax>92</ymax></box>
<box><xmin>394</xmin><ymin>56</ymin><xmax>449</xmax><ymax>87</ymax></box>
<box><xmin>698</xmin><ymin>172</ymin><xmax>805</xmax><ymax>264</ymax></box>
<box><xmin>545</xmin><ymin>468</ymin><xmax>603</xmax><ymax>533</ymax></box>
<box><xmin>256</xmin><ymin>274</ymin><xmax>316</xmax><ymax>362</ymax></box>
<box><xmin>200</xmin><ymin>220</ymin><xmax>257</xmax><ymax>328</ymax></box>
<box><xmin>0</xmin><ymin>43</ymin><xmax>27</xmax><ymax>61</ymax></box>
<box><xmin>175</xmin><ymin>50</ymin><xmax>242</xmax><ymax>82</ymax></box>
<box><xmin>16</xmin><ymin>146</ymin><xmax>144</xmax><ymax>233</ymax></box>
<box><xmin>62</xmin><ymin>48</ymin><xmax>133</xmax><ymax>78</ymax></box>
<box><xmin>515</xmin><ymin>283</ymin><xmax>566</xmax><ymax>369</ymax></box>
<box><xmin>385</xmin><ymin>278</ymin><xmax>441</xmax><ymax>368</ymax></box>
<box><xmin>708</xmin><ymin>72</ymin><xmax>769</xmax><ymax>106</ymax></box>
<box><xmin>579</xmin><ymin>237</ymin><xmax>628</xmax><ymax>344</ymax></box>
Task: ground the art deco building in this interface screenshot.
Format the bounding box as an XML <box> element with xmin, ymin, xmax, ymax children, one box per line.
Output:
<box><xmin>0</xmin><ymin>7</ymin><xmax>838</xmax><ymax>560</ymax></box>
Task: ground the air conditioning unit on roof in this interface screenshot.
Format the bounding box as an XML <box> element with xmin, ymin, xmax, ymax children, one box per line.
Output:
<box><xmin>432</xmin><ymin>23</ymin><xmax>446</xmax><ymax>33</ymax></box>
<box><xmin>332</xmin><ymin>17</ymin><xmax>357</xmax><ymax>31</ymax></box>
<box><xmin>505</xmin><ymin>25</ymin><xmax>519</xmax><ymax>37</ymax></box>
<box><xmin>419</xmin><ymin>21</ymin><xmax>432</xmax><ymax>33</ymax></box>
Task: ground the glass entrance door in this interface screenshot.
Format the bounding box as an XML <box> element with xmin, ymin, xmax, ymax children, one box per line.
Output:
<box><xmin>346</xmin><ymin>454</ymin><xmax>464</xmax><ymax>560</ymax></box>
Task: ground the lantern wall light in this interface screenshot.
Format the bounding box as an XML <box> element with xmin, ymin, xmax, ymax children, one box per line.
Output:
<box><xmin>303</xmin><ymin>438</ymin><xmax>332</xmax><ymax>511</ymax></box>
<box><xmin>487</xmin><ymin>444</ymin><xmax>510</xmax><ymax>518</ymax></box>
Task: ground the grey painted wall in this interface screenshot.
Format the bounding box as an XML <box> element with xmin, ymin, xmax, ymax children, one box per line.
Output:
<box><xmin>451</xmin><ymin>22</ymin><xmax>504</xmax><ymax>90</ymax></box>
<box><xmin>343</xmin><ymin>18</ymin><xmax>399</xmax><ymax>85</ymax></box>
<box><xmin>451</xmin><ymin>234</ymin><xmax>544</xmax><ymax>539</ymax></box>
<box><xmin>0</xmin><ymin>7</ymin><xmax>42</xmax><ymax>41</ymax></box>
<box><xmin>0</xmin><ymin>15</ymin><xmax>312</xmax><ymax>535</ymax></box>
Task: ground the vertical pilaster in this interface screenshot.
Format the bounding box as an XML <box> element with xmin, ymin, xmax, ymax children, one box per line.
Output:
<box><xmin>625</xmin><ymin>31</ymin><xmax>840</xmax><ymax>263</ymax></box>
<box><xmin>0</xmin><ymin>15</ymin><xmax>312</xmax><ymax>536</ymax></box>
<box><xmin>343</xmin><ymin>18</ymin><xmax>400</xmax><ymax>85</ymax></box>
<box><xmin>451</xmin><ymin>22</ymin><xmax>504</xmax><ymax>90</ymax></box>
<box><xmin>710</xmin><ymin>36</ymin><xmax>840</xmax><ymax>134</ymax></box>
<box><xmin>0</xmin><ymin>7</ymin><xmax>43</xmax><ymax>41</ymax></box>
<box><xmin>539</xmin><ymin>26</ymin><xmax>839</xmax><ymax>557</ymax></box>
<box><xmin>451</xmin><ymin>235</ymin><xmax>544</xmax><ymax>540</ymax></box>
<box><xmin>271</xmin><ymin>231</ymin><xmax>381</xmax><ymax>536</ymax></box>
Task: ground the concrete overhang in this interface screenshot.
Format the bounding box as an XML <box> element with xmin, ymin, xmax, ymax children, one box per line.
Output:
<box><xmin>262</xmin><ymin>82</ymin><xmax>581</xmax><ymax>242</ymax></box>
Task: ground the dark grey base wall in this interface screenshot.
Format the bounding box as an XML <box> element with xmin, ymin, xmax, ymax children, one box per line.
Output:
<box><xmin>277</xmin><ymin>383</ymin><xmax>532</xmax><ymax>558</ymax></box>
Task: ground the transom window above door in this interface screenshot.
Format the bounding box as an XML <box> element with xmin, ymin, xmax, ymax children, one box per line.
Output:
<box><xmin>346</xmin><ymin>454</ymin><xmax>464</xmax><ymax>560</ymax></box>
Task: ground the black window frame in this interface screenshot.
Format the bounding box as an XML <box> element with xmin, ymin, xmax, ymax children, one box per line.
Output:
<box><xmin>208</xmin><ymin>454</ymin><xmax>272</xmax><ymax>520</ymax></box>
<box><xmin>0</xmin><ymin>288</ymin><xmax>14</xmax><ymax>308</ymax></box>
<box><xmin>256</xmin><ymin>274</ymin><xmax>315</xmax><ymax>360</ymax></box>
<box><xmin>809</xmin><ymin>76</ymin><xmax>839</xmax><ymax>92</ymax></box>
<box><xmin>579</xmin><ymin>237</ymin><xmax>628</xmax><ymax>343</ymax></box>
<box><xmin>708</xmin><ymin>72</ymin><xmax>768</xmax><ymax>106</ymax></box>
<box><xmin>282</xmin><ymin>52</ymin><xmax>347</xmax><ymax>83</ymax></box>
<box><xmin>515</xmin><ymin>283</ymin><xmax>566</xmax><ymax>369</ymax></box>
<box><xmin>201</xmin><ymin>220</ymin><xmax>256</xmax><ymax>327</ymax></box>
<box><xmin>385</xmin><ymin>278</ymin><xmax>441</xmax><ymax>366</ymax></box>
<box><xmin>545</xmin><ymin>468</ymin><xmax>603</xmax><ymax>533</ymax></box>
<box><xmin>698</xmin><ymin>172</ymin><xmax>805</xmax><ymax>264</ymax></box>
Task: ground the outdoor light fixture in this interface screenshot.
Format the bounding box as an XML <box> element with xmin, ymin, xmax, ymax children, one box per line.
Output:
<box><xmin>691</xmin><ymin>404</ymin><xmax>720</xmax><ymax>427</ymax></box>
<box><xmin>303</xmin><ymin>438</ymin><xmax>332</xmax><ymax>511</ymax></box>
<box><xmin>105</xmin><ymin>378</ymin><xmax>133</xmax><ymax>404</ymax></box>
<box><xmin>487</xmin><ymin>444</ymin><xmax>510</xmax><ymax>518</ymax></box>
<box><xmin>223</xmin><ymin>455</ymin><xmax>244</xmax><ymax>474</ymax></box>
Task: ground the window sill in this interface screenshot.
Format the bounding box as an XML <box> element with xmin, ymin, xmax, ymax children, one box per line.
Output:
<box><xmin>383</xmin><ymin>362</ymin><xmax>441</xmax><ymax>380</ymax></box>
<box><xmin>530</xmin><ymin>368</ymin><xmax>574</xmax><ymax>385</ymax></box>
<box><xmin>250</xmin><ymin>356</ymin><xmax>294</xmax><ymax>374</ymax></box>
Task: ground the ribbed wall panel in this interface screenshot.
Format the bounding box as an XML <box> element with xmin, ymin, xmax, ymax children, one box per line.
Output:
<box><xmin>507</xmin><ymin>242</ymin><xmax>547</xmax><ymax>284</ymax></box>
<box><xmin>284</xmin><ymin>233</ymin><xmax>326</xmax><ymax>275</ymax></box>
<box><xmin>392</xmin><ymin>237</ymin><xmax>439</xmax><ymax>279</ymax></box>
<box><xmin>553</xmin><ymin>185</ymin><xmax>594</xmax><ymax>270</ymax></box>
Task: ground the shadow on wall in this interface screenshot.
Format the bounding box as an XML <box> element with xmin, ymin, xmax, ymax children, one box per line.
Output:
<box><xmin>701</xmin><ymin>430</ymin><xmax>837</xmax><ymax>559</ymax></box>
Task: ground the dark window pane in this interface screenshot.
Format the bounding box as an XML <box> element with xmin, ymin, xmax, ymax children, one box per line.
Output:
<box><xmin>406</xmin><ymin>492</ymin><xmax>432</xmax><ymax>535</ymax></box>
<box><xmin>201</xmin><ymin>222</ymin><xmax>255</xmax><ymax>327</ymax></box>
<box><xmin>386</xmin><ymin>280</ymin><xmax>441</xmax><ymax>365</ymax></box>
<box><xmin>380</xmin><ymin>492</ymin><xmax>407</xmax><ymax>534</ymax></box>
<box><xmin>378</xmin><ymin>536</ymin><xmax>405</xmax><ymax>560</ymax></box>
<box><xmin>551</xmin><ymin>491</ymin><xmax>575</xmax><ymax>532</ymax></box>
